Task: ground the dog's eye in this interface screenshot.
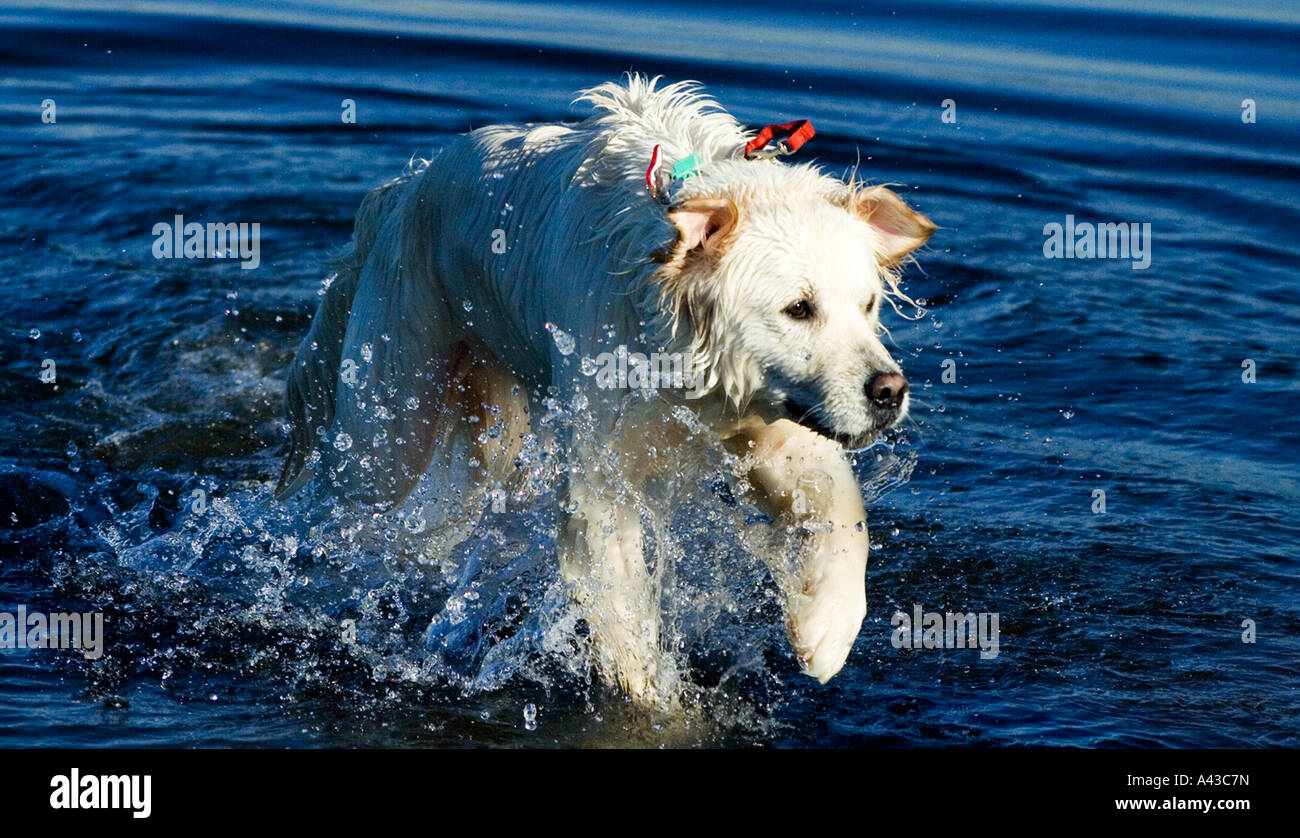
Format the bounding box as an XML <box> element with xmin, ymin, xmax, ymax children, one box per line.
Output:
<box><xmin>783</xmin><ymin>300</ymin><xmax>813</xmax><ymax>320</ymax></box>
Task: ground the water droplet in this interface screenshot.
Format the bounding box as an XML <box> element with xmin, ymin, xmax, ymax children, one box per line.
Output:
<box><xmin>545</xmin><ymin>322</ymin><xmax>575</xmax><ymax>356</ymax></box>
<box><xmin>523</xmin><ymin>703</ymin><xmax>538</xmax><ymax>730</ymax></box>
<box><xmin>333</xmin><ymin>432</ymin><xmax>353</xmax><ymax>451</ymax></box>
<box><xmin>405</xmin><ymin>396</ymin><xmax>420</xmax><ymax>411</ymax></box>
<box><xmin>462</xmin><ymin>299</ymin><xmax>474</xmax><ymax>312</ymax></box>
<box><xmin>447</xmin><ymin>596</ymin><xmax>466</xmax><ymax>625</ymax></box>
<box><xmin>360</xmin><ymin>342</ymin><xmax>373</xmax><ymax>363</ymax></box>
<box><xmin>28</xmin><ymin>328</ymin><xmax>40</xmax><ymax>340</ymax></box>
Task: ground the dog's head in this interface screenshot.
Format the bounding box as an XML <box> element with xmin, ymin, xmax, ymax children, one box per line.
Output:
<box><xmin>656</xmin><ymin>166</ymin><xmax>935</xmax><ymax>446</ymax></box>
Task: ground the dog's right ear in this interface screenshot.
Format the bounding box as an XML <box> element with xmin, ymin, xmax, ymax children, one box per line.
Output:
<box><xmin>667</xmin><ymin>198</ymin><xmax>737</xmax><ymax>256</ymax></box>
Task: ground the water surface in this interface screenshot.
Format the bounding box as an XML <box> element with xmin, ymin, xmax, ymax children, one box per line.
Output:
<box><xmin>1</xmin><ymin>0</ymin><xmax>1298</xmax><ymax>747</ymax></box>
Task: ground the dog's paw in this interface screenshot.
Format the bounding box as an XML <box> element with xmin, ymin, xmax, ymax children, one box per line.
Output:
<box><xmin>609</xmin><ymin>650</ymin><xmax>680</xmax><ymax>711</ymax></box>
<box><xmin>785</xmin><ymin>582</ymin><xmax>867</xmax><ymax>684</ymax></box>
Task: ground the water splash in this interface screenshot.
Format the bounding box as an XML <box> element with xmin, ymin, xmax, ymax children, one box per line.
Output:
<box><xmin>32</xmin><ymin>378</ymin><xmax>914</xmax><ymax>738</ymax></box>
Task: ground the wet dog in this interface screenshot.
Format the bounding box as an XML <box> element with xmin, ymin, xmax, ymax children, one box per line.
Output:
<box><xmin>278</xmin><ymin>75</ymin><xmax>934</xmax><ymax>706</ymax></box>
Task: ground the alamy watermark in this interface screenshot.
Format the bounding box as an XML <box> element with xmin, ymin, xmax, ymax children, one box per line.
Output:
<box><xmin>582</xmin><ymin>345</ymin><xmax>705</xmax><ymax>396</ymax></box>
<box><xmin>50</xmin><ymin>769</ymin><xmax>150</xmax><ymax>818</ymax></box>
<box><xmin>891</xmin><ymin>603</ymin><xmax>1000</xmax><ymax>660</ymax></box>
<box><xmin>1043</xmin><ymin>214</ymin><xmax>1151</xmax><ymax>270</ymax></box>
<box><xmin>152</xmin><ymin>213</ymin><xmax>261</xmax><ymax>269</ymax></box>
<box><xmin>0</xmin><ymin>605</ymin><xmax>104</xmax><ymax>660</ymax></box>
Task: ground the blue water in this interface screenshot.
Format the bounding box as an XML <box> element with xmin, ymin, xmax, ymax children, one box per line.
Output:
<box><xmin>2</xmin><ymin>0</ymin><xmax>1298</xmax><ymax>747</ymax></box>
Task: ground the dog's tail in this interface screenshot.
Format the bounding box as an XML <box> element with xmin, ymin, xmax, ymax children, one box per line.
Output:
<box><xmin>275</xmin><ymin>167</ymin><xmax>423</xmax><ymax>500</ymax></box>
<box><xmin>573</xmin><ymin>73</ymin><xmax>748</xmax><ymax>171</ymax></box>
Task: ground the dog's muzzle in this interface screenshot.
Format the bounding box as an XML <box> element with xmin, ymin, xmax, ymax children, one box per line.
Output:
<box><xmin>782</xmin><ymin>371</ymin><xmax>909</xmax><ymax>447</ymax></box>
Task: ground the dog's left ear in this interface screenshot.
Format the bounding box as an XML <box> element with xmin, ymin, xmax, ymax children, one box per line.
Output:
<box><xmin>668</xmin><ymin>198</ymin><xmax>737</xmax><ymax>255</ymax></box>
<box><xmin>846</xmin><ymin>186</ymin><xmax>936</xmax><ymax>266</ymax></box>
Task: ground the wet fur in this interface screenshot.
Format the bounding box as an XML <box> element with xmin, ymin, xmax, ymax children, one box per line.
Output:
<box><xmin>278</xmin><ymin>75</ymin><xmax>934</xmax><ymax>705</ymax></box>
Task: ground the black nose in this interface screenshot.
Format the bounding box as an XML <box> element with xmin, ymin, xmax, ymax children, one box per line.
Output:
<box><xmin>866</xmin><ymin>372</ymin><xmax>908</xmax><ymax>409</ymax></box>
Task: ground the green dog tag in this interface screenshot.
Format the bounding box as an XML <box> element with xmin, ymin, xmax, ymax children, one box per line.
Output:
<box><xmin>671</xmin><ymin>153</ymin><xmax>701</xmax><ymax>180</ymax></box>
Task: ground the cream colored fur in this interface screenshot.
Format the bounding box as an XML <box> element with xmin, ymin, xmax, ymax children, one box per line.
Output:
<box><xmin>278</xmin><ymin>75</ymin><xmax>934</xmax><ymax>706</ymax></box>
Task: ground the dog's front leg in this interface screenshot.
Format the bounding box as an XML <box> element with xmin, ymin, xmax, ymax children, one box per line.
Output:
<box><xmin>724</xmin><ymin>416</ymin><xmax>869</xmax><ymax>683</ymax></box>
<box><xmin>559</xmin><ymin>465</ymin><xmax>675</xmax><ymax>707</ymax></box>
